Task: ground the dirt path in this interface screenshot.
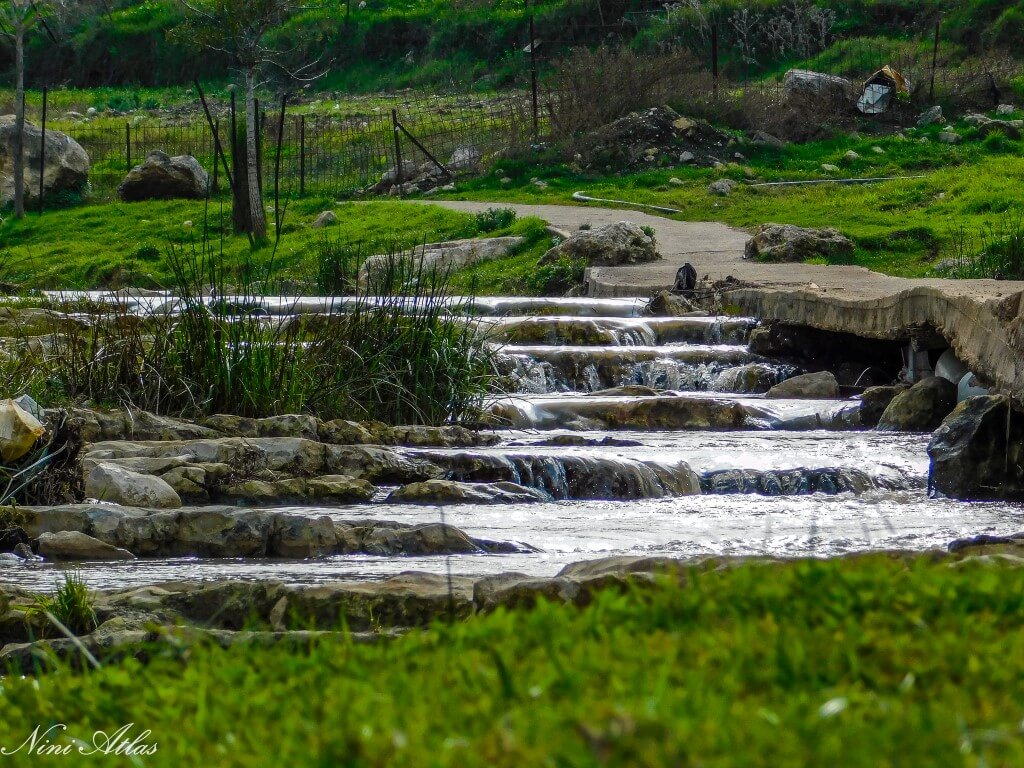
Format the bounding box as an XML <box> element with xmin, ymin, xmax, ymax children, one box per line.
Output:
<box><xmin>420</xmin><ymin>199</ymin><xmax>1024</xmax><ymax>303</ymax></box>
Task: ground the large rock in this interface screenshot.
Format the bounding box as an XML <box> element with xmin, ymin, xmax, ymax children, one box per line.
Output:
<box><xmin>859</xmin><ymin>384</ymin><xmax>908</xmax><ymax>427</ymax></box>
<box><xmin>117</xmin><ymin>150</ymin><xmax>209</xmax><ymax>201</ymax></box>
<box><xmin>0</xmin><ymin>116</ymin><xmax>89</xmax><ymax>207</ymax></box>
<box><xmin>37</xmin><ymin>531</ymin><xmax>134</xmax><ymax>561</ymax></box>
<box><xmin>744</xmin><ymin>224</ymin><xmax>854</xmax><ymax>263</ymax></box>
<box><xmin>878</xmin><ymin>376</ymin><xmax>956</xmax><ymax>432</ymax></box>
<box><xmin>387</xmin><ymin>479</ymin><xmax>549</xmax><ymax>505</ymax></box>
<box><xmin>85</xmin><ymin>463</ymin><xmax>182</xmax><ymax>509</ymax></box>
<box><xmin>928</xmin><ymin>395</ymin><xmax>1024</xmax><ymax>500</ymax></box>
<box><xmin>540</xmin><ymin>221</ymin><xmax>660</xmax><ymax>267</ymax></box>
<box><xmin>765</xmin><ymin>371</ymin><xmax>840</xmax><ymax>399</ymax></box>
<box><xmin>361</xmin><ymin>237</ymin><xmax>524</xmax><ymax>279</ymax></box>
<box><xmin>783</xmin><ymin>69</ymin><xmax>854</xmax><ymax>110</ymax></box>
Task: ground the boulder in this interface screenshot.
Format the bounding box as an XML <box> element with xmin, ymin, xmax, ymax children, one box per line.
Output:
<box><xmin>0</xmin><ymin>116</ymin><xmax>90</xmax><ymax>207</ymax></box>
<box><xmin>362</xmin><ymin>237</ymin><xmax>524</xmax><ymax>278</ymax></box>
<box><xmin>765</xmin><ymin>371</ymin><xmax>840</xmax><ymax>399</ymax></box>
<box><xmin>713</xmin><ymin>364</ymin><xmax>781</xmax><ymax>394</ymax></box>
<box><xmin>540</xmin><ymin>221</ymin><xmax>659</xmax><ymax>267</ymax></box>
<box><xmin>117</xmin><ymin>150</ymin><xmax>209</xmax><ymax>201</ymax></box>
<box><xmin>916</xmin><ymin>106</ymin><xmax>943</xmax><ymax>127</ymax></box>
<box><xmin>37</xmin><ymin>531</ymin><xmax>135</xmax><ymax>561</ymax></box>
<box><xmin>708</xmin><ymin>179</ymin><xmax>736</xmax><ymax>196</ymax></box>
<box><xmin>85</xmin><ymin>463</ymin><xmax>182</xmax><ymax>509</ymax></box>
<box><xmin>782</xmin><ymin>69</ymin><xmax>854</xmax><ymax>110</ymax></box>
<box><xmin>359</xmin><ymin>523</ymin><xmax>482</xmax><ymax>556</ymax></box>
<box><xmin>928</xmin><ymin>395</ymin><xmax>1024</xmax><ymax>500</ymax></box>
<box><xmin>386</xmin><ymin>479</ymin><xmax>548</xmax><ymax>505</ymax></box>
<box><xmin>877</xmin><ymin>376</ymin><xmax>956</xmax><ymax>432</ymax></box>
<box><xmin>448</xmin><ymin>145</ymin><xmax>482</xmax><ymax>171</ymax></box>
<box><xmin>858</xmin><ymin>384</ymin><xmax>908</xmax><ymax>427</ymax></box>
<box><xmin>642</xmin><ymin>290</ymin><xmax>702</xmax><ymax>317</ymax></box>
<box><xmin>744</xmin><ymin>224</ymin><xmax>854</xmax><ymax>263</ymax></box>
<box><xmin>311</xmin><ymin>210</ymin><xmax>337</xmax><ymax>228</ymax></box>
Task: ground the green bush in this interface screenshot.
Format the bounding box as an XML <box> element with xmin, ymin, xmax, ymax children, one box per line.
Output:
<box><xmin>526</xmin><ymin>254</ymin><xmax>586</xmax><ymax>295</ymax></box>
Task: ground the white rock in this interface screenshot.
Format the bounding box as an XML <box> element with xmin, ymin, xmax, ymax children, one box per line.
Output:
<box><xmin>86</xmin><ymin>463</ymin><xmax>182</xmax><ymax>509</ymax></box>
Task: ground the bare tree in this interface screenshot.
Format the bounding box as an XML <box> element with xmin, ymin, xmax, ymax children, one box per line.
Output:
<box><xmin>1</xmin><ymin>0</ymin><xmax>38</xmax><ymax>218</ymax></box>
<box><xmin>177</xmin><ymin>0</ymin><xmax>320</xmax><ymax>244</ymax></box>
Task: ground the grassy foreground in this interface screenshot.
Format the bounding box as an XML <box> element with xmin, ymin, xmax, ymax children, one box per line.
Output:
<box><xmin>1</xmin><ymin>555</ymin><xmax>1023</xmax><ymax>765</ymax></box>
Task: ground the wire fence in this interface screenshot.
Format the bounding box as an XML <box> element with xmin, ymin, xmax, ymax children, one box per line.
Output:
<box><xmin>26</xmin><ymin>5</ymin><xmax>1022</xmax><ymax>205</ymax></box>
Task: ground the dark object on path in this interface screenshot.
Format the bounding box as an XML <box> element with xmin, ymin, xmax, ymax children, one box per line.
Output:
<box><xmin>118</xmin><ymin>150</ymin><xmax>209</xmax><ymax>201</ymax></box>
<box><xmin>673</xmin><ymin>263</ymin><xmax>697</xmax><ymax>295</ymax></box>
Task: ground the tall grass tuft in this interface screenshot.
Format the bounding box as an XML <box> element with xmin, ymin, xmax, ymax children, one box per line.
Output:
<box><xmin>28</xmin><ymin>572</ymin><xmax>98</xmax><ymax>638</ymax></box>
<box><xmin>45</xmin><ymin>223</ymin><xmax>493</xmax><ymax>426</ymax></box>
<box><xmin>945</xmin><ymin>213</ymin><xmax>1024</xmax><ymax>280</ymax></box>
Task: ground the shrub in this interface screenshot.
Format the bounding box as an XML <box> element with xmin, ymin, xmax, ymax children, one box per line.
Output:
<box><xmin>473</xmin><ymin>207</ymin><xmax>517</xmax><ymax>233</ymax></box>
<box><xmin>527</xmin><ymin>255</ymin><xmax>587</xmax><ymax>295</ymax></box>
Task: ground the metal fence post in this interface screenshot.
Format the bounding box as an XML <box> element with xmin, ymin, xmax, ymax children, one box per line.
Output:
<box><xmin>213</xmin><ymin>118</ymin><xmax>220</xmax><ymax>193</ymax></box>
<box><xmin>711</xmin><ymin>23</ymin><xmax>720</xmax><ymax>99</ymax></box>
<box><xmin>392</xmin><ymin>108</ymin><xmax>403</xmax><ymax>195</ymax></box>
<box><xmin>125</xmin><ymin>122</ymin><xmax>132</xmax><ymax>171</ymax></box>
<box><xmin>39</xmin><ymin>86</ymin><xmax>47</xmax><ymax>214</ymax></box>
<box><xmin>529</xmin><ymin>8</ymin><xmax>539</xmax><ymax>142</ymax></box>
<box><xmin>299</xmin><ymin>115</ymin><xmax>306</xmax><ymax>196</ymax></box>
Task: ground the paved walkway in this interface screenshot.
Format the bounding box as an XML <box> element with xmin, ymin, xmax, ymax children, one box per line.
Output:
<box><xmin>421</xmin><ymin>200</ymin><xmax>1024</xmax><ymax>303</ymax></box>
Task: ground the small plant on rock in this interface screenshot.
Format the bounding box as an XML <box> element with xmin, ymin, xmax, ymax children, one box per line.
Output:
<box><xmin>27</xmin><ymin>572</ymin><xmax>98</xmax><ymax>638</ymax></box>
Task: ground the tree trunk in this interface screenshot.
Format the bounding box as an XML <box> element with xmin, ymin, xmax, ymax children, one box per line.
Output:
<box><xmin>13</xmin><ymin>22</ymin><xmax>26</xmax><ymax>219</ymax></box>
<box><xmin>244</xmin><ymin>69</ymin><xmax>267</xmax><ymax>243</ymax></box>
<box><xmin>231</xmin><ymin>112</ymin><xmax>251</xmax><ymax>235</ymax></box>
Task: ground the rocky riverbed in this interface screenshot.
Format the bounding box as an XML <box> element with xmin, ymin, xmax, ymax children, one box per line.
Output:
<box><xmin>2</xmin><ymin>293</ymin><xmax>1023</xmax><ymax>666</ymax></box>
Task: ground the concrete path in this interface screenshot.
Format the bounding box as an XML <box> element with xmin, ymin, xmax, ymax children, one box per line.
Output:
<box><xmin>420</xmin><ymin>200</ymin><xmax>1024</xmax><ymax>400</ymax></box>
<box><xmin>421</xmin><ymin>199</ymin><xmax>1024</xmax><ymax>302</ymax></box>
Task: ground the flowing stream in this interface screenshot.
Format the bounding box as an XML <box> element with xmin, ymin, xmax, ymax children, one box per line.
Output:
<box><xmin>11</xmin><ymin>296</ymin><xmax>1024</xmax><ymax>591</ymax></box>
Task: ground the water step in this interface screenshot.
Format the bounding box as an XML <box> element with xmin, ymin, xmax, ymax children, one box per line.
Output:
<box><xmin>479</xmin><ymin>315</ymin><xmax>757</xmax><ymax>346</ymax></box>
<box><xmin>484</xmin><ymin>393</ymin><xmax>863</xmax><ymax>431</ymax></box>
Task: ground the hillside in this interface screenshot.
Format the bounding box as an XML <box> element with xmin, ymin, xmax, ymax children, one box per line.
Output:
<box><xmin>1</xmin><ymin>0</ymin><xmax>1022</xmax><ymax>93</ymax></box>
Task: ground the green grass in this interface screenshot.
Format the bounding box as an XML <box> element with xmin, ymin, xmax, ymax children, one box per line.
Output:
<box><xmin>0</xmin><ymin>199</ymin><xmax>485</xmax><ymax>289</ymax></box>
<box><xmin>2</xmin><ymin>555</ymin><xmax>1024</xmax><ymax>765</ymax></box>
<box><xmin>447</xmin><ymin>118</ymin><xmax>1024</xmax><ymax>277</ymax></box>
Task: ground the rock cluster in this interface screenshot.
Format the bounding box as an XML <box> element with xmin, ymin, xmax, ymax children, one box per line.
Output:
<box><xmin>578</xmin><ymin>106</ymin><xmax>730</xmax><ymax>171</ymax></box>
<box><xmin>21</xmin><ymin>503</ymin><xmax>520</xmax><ymax>560</ymax></box>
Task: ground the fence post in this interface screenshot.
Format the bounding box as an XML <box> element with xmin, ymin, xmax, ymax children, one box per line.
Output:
<box><xmin>929</xmin><ymin>18</ymin><xmax>941</xmax><ymax>102</ymax></box>
<box><xmin>38</xmin><ymin>86</ymin><xmax>47</xmax><ymax>214</ymax></box>
<box><xmin>212</xmin><ymin>119</ymin><xmax>220</xmax><ymax>194</ymax></box>
<box><xmin>391</xmin><ymin>108</ymin><xmax>403</xmax><ymax>196</ymax></box>
<box><xmin>711</xmin><ymin>23</ymin><xmax>720</xmax><ymax>99</ymax></box>
<box><xmin>528</xmin><ymin>7</ymin><xmax>539</xmax><ymax>142</ymax></box>
<box><xmin>299</xmin><ymin>115</ymin><xmax>306</xmax><ymax>196</ymax></box>
<box><xmin>125</xmin><ymin>122</ymin><xmax>132</xmax><ymax>171</ymax></box>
